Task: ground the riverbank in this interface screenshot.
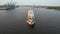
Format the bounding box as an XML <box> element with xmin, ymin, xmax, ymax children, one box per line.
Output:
<box><xmin>0</xmin><ymin>5</ymin><xmax>60</xmax><ymax>10</ymax></box>
<box><xmin>0</xmin><ymin>6</ymin><xmax>19</xmax><ymax>10</ymax></box>
<box><xmin>46</xmin><ymin>6</ymin><xmax>60</xmax><ymax>10</ymax></box>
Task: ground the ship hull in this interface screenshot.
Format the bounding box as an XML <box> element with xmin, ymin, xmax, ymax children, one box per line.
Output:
<box><xmin>27</xmin><ymin>9</ymin><xmax>35</xmax><ymax>25</ymax></box>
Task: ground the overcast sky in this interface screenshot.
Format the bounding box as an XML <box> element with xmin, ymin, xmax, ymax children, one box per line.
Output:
<box><xmin>0</xmin><ymin>0</ymin><xmax>60</xmax><ymax>6</ymax></box>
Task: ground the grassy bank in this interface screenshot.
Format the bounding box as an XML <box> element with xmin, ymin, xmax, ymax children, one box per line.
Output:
<box><xmin>46</xmin><ymin>6</ymin><xmax>60</xmax><ymax>10</ymax></box>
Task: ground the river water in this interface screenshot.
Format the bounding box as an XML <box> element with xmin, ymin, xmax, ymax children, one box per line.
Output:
<box><xmin>0</xmin><ymin>7</ymin><xmax>60</xmax><ymax>34</ymax></box>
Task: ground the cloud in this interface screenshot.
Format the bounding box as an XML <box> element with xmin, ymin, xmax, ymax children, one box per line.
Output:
<box><xmin>0</xmin><ymin>0</ymin><xmax>60</xmax><ymax>6</ymax></box>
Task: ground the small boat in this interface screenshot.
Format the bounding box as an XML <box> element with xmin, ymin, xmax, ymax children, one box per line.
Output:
<box><xmin>27</xmin><ymin>8</ymin><xmax>35</xmax><ymax>25</ymax></box>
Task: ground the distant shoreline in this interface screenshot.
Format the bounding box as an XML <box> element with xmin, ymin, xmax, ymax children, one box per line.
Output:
<box><xmin>19</xmin><ymin>5</ymin><xmax>60</xmax><ymax>10</ymax></box>
<box><xmin>0</xmin><ymin>5</ymin><xmax>60</xmax><ymax>10</ymax></box>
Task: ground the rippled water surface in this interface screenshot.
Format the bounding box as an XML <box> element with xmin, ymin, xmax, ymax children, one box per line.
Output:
<box><xmin>0</xmin><ymin>7</ymin><xmax>60</xmax><ymax>34</ymax></box>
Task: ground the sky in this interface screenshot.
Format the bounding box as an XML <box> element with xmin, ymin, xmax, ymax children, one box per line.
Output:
<box><xmin>0</xmin><ymin>0</ymin><xmax>60</xmax><ymax>6</ymax></box>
